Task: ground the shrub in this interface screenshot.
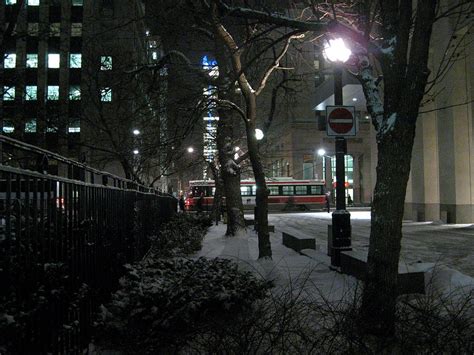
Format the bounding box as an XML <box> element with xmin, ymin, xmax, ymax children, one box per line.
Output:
<box><xmin>94</xmin><ymin>257</ymin><xmax>272</xmax><ymax>353</ymax></box>
<box><xmin>147</xmin><ymin>213</ymin><xmax>211</xmax><ymax>258</ymax></box>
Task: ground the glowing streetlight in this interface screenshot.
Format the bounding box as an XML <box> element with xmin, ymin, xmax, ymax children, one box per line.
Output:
<box><xmin>317</xmin><ymin>148</ymin><xmax>326</xmax><ymax>157</ymax></box>
<box><xmin>323</xmin><ymin>38</ymin><xmax>352</xmax><ymax>63</ymax></box>
<box><xmin>133</xmin><ymin>149</ymin><xmax>139</xmax><ymax>155</ymax></box>
<box><xmin>255</xmin><ymin>129</ymin><xmax>264</xmax><ymax>141</ymax></box>
<box><xmin>187</xmin><ymin>147</ymin><xmax>194</xmax><ymax>153</ymax></box>
<box><xmin>133</xmin><ymin>129</ymin><xmax>140</xmax><ymax>135</ymax></box>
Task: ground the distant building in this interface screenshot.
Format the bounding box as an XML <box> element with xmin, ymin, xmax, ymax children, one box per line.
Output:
<box><xmin>0</xmin><ymin>0</ymin><xmax>163</xmax><ymax>183</ymax></box>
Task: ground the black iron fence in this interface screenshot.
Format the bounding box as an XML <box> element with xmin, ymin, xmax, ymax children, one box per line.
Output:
<box><xmin>0</xmin><ymin>135</ymin><xmax>177</xmax><ymax>353</ymax></box>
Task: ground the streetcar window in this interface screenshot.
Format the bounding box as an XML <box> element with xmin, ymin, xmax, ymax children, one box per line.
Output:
<box><xmin>268</xmin><ymin>186</ymin><xmax>279</xmax><ymax>195</ymax></box>
<box><xmin>192</xmin><ymin>186</ymin><xmax>212</xmax><ymax>197</ymax></box>
<box><xmin>252</xmin><ymin>185</ymin><xmax>257</xmax><ymax>195</ymax></box>
<box><xmin>241</xmin><ymin>186</ymin><xmax>252</xmax><ymax>196</ymax></box>
<box><xmin>212</xmin><ymin>187</ymin><xmax>216</xmax><ymax>196</ymax></box>
<box><xmin>295</xmin><ymin>186</ymin><xmax>307</xmax><ymax>195</ymax></box>
<box><xmin>310</xmin><ymin>185</ymin><xmax>324</xmax><ymax>195</ymax></box>
<box><xmin>282</xmin><ymin>185</ymin><xmax>294</xmax><ymax>195</ymax></box>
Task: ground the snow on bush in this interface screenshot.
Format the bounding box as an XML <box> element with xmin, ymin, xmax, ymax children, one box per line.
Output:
<box><xmin>94</xmin><ymin>257</ymin><xmax>273</xmax><ymax>352</ymax></box>
<box><xmin>147</xmin><ymin>213</ymin><xmax>212</xmax><ymax>258</ymax></box>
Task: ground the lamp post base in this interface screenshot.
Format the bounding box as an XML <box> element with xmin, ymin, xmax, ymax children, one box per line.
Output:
<box><xmin>331</xmin><ymin>209</ymin><xmax>352</xmax><ymax>267</ymax></box>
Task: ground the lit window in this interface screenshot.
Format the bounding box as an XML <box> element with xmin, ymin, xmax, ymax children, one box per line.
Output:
<box><xmin>50</xmin><ymin>23</ymin><xmax>60</xmax><ymax>37</ymax></box>
<box><xmin>268</xmin><ymin>186</ymin><xmax>279</xmax><ymax>195</ymax></box>
<box><xmin>25</xmin><ymin>119</ymin><xmax>37</xmax><ymax>133</ymax></box>
<box><xmin>48</xmin><ymin>53</ymin><xmax>60</xmax><ymax>68</ymax></box>
<box><xmin>152</xmin><ymin>51</ymin><xmax>158</xmax><ymax>60</ymax></box>
<box><xmin>5</xmin><ymin>0</ymin><xmax>17</xmax><ymax>5</ymax></box>
<box><xmin>25</xmin><ymin>86</ymin><xmax>37</xmax><ymax>100</ymax></box>
<box><xmin>2</xmin><ymin>120</ymin><xmax>14</xmax><ymax>133</ymax></box>
<box><xmin>46</xmin><ymin>126</ymin><xmax>57</xmax><ymax>133</ymax></box>
<box><xmin>100</xmin><ymin>87</ymin><xmax>112</xmax><ymax>102</ymax></box>
<box><xmin>68</xmin><ymin>119</ymin><xmax>80</xmax><ymax>133</ymax></box>
<box><xmin>3</xmin><ymin>87</ymin><xmax>15</xmax><ymax>100</ymax></box>
<box><xmin>240</xmin><ymin>186</ymin><xmax>252</xmax><ymax>196</ymax></box>
<box><xmin>295</xmin><ymin>186</ymin><xmax>307</xmax><ymax>195</ymax></box>
<box><xmin>69</xmin><ymin>86</ymin><xmax>81</xmax><ymax>100</ymax></box>
<box><xmin>4</xmin><ymin>54</ymin><xmax>16</xmax><ymax>68</ymax></box>
<box><xmin>27</xmin><ymin>0</ymin><xmax>39</xmax><ymax>5</ymax></box>
<box><xmin>71</xmin><ymin>23</ymin><xmax>82</xmax><ymax>37</ymax></box>
<box><xmin>100</xmin><ymin>56</ymin><xmax>112</xmax><ymax>70</ymax></box>
<box><xmin>28</xmin><ymin>23</ymin><xmax>39</xmax><ymax>36</ymax></box>
<box><xmin>47</xmin><ymin>86</ymin><xmax>59</xmax><ymax>100</ymax></box>
<box><xmin>26</xmin><ymin>54</ymin><xmax>38</xmax><ymax>68</ymax></box>
<box><xmin>69</xmin><ymin>53</ymin><xmax>82</xmax><ymax>68</ymax></box>
<box><xmin>72</xmin><ymin>0</ymin><xmax>83</xmax><ymax>5</ymax></box>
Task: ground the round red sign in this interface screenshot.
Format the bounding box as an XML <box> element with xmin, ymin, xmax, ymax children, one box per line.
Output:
<box><xmin>328</xmin><ymin>108</ymin><xmax>354</xmax><ymax>134</ymax></box>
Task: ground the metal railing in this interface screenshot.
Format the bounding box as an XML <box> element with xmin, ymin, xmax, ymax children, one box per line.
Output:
<box><xmin>0</xmin><ymin>135</ymin><xmax>177</xmax><ymax>353</ymax></box>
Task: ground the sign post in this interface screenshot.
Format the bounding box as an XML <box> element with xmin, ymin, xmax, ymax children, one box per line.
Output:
<box><xmin>326</xmin><ymin>103</ymin><xmax>355</xmax><ymax>268</ymax></box>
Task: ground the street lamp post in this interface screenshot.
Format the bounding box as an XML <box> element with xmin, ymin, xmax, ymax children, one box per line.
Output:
<box><xmin>323</xmin><ymin>38</ymin><xmax>352</xmax><ymax>268</ymax></box>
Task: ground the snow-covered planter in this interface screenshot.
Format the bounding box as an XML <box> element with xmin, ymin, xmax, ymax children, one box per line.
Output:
<box><xmin>147</xmin><ymin>213</ymin><xmax>212</xmax><ymax>258</ymax></box>
<box><xmin>94</xmin><ymin>257</ymin><xmax>272</xmax><ymax>352</ymax></box>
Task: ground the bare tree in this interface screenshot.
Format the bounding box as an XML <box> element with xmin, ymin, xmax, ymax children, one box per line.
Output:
<box><xmin>217</xmin><ymin>0</ymin><xmax>473</xmax><ymax>334</ymax></box>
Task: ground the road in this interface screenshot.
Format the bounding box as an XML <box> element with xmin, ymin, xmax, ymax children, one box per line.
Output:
<box><xmin>255</xmin><ymin>211</ymin><xmax>474</xmax><ymax>277</ymax></box>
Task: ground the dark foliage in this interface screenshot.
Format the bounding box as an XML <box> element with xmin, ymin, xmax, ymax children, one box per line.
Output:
<box><xmin>147</xmin><ymin>213</ymin><xmax>212</xmax><ymax>257</ymax></box>
<box><xmin>94</xmin><ymin>257</ymin><xmax>272</xmax><ymax>353</ymax></box>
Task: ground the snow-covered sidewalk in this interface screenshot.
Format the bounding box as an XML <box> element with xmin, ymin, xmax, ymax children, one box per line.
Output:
<box><xmin>194</xmin><ymin>223</ymin><xmax>474</xmax><ymax>301</ymax></box>
<box><xmin>194</xmin><ymin>223</ymin><xmax>358</xmax><ymax>302</ymax></box>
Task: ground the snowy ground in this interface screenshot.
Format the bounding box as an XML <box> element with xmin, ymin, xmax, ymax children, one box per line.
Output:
<box><xmin>195</xmin><ymin>222</ymin><xmax>358</xmax><ymax>302</ymax></box>
<box><xmin>266</xmin><ymin>211</ymin><xmax>474</xmax><ymax>276</ymax></box>
<box><xmin>195</xmin><ymin>212</ymin><xmax>474</xmax><ymax>300</ymax></box>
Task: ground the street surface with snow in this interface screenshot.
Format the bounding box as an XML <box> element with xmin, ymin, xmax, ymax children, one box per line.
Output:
<box><xmin>195</xmin><ymin>210</ymin><xmax>474</xmax><ymax>301</ymax></box>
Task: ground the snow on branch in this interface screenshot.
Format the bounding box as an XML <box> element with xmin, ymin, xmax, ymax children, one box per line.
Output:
<box><xmin>216</xmin><ymin>0</ymin><xmax>326</xmax><ymax>33</ymax></box>
<box><xmin>357</xmin><ymin>58</ymin><xmax>387</xmax><ymax>138</ymax></box>
<box><xmin>254</xmin><ymin>31</ymin><xmax>305</xmax><ymax>96</ymax></box>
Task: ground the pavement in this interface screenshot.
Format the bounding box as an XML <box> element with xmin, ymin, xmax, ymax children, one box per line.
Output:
<box><xmin>246</xmin><ymin>210</ymin><xmax>474</xmax><ymax>277</ymax></box>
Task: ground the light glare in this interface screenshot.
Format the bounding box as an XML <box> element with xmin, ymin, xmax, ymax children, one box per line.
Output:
<box><xmin>323</xmin><ymin>38</ymin><xmax>352</xmax><ymax>63</ymax></box>
<box><xmin>255</xmin><ymin>129</ymin><xmax>264</xmax><ymax>141</ymax></box>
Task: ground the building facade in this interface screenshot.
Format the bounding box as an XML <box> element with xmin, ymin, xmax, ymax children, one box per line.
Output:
<box><xmin>261</xmin><ymin>1</ymin><xmax>473</xmax><ymax>219</ymax></box>
<box><xmin>405</xmin><ymin>12</ymin><xmax>474</xmax><ymax>223</ymax></box>
<box><xmin>1</xmin><ymin>0</ymin><xmax>162</xmax><ymax>182</ymax></box>
<box><xmin>261</xmin><ymin>37</ymin><xmax>374</xmax><ymax>206</ymax></box>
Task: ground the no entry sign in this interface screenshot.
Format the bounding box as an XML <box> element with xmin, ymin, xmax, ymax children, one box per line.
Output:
<box><xmin>326</xmin><ymin>106</ymin><xmax>356</xmax><ymax>137</ymax></box>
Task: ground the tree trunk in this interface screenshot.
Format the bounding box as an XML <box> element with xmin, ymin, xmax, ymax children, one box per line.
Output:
<box><xmin>246</xmin><ymin>122</ymin><xmax>272</xmax><ymax>258</ymax></box>
<box><xmin>361</xmin><ymin>120</ymin><xmax>416</xmax><ymax>335</ymax></box>
<box><xmin>216</xmin><ymin>118</ymin><xmax>245</xmax><ymax>235</ymax></box>
<box><xmin>215</xmin><ymin>50</ymin><xmax>246</xmax><ymax>236</ymax></box>
<box><xmin>210</xmin><ymin>165</ymin><xmax>223</xmax><ymax>223</ymax></box>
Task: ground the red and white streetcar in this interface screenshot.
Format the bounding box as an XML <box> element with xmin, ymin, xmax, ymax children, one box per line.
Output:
<box><xmin>185</xmin><ymin>178</ymin><xmax>327</xmax><ymax>211</ymax></box>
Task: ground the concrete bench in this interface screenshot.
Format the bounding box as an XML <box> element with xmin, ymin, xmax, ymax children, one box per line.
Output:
<box><xmin>282</xmin><ymin>227</ymin><xmax>316</xmax><ymax>253</ymax></box>
<box><xmin>244</xmin><ymin>219</ymin><xmax>255</xmax><ymax>226</ymax></box>
<box><xmin>340</xmin><ymin>250</ymin><xmax>425</xmax><ymax>294</ymax></box>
